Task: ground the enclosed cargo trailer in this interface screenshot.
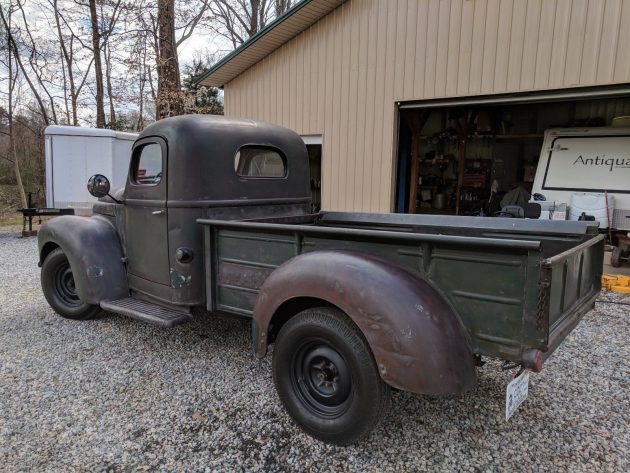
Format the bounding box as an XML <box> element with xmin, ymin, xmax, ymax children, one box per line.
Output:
<box><xmin>44</xmin><ymin>126</ymin><xmax>137</xmax><ymax>214</ymax></box>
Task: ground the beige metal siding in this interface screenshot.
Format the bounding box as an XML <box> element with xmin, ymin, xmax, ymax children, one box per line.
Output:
<box><xmin>225</xmin><ymin>0</ymin><xmax>630</xmax><ymax>212</ymax></box>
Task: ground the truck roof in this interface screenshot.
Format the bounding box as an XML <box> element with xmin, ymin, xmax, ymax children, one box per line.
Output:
<box><xmin>137</xmin><ymin>115</ymin><xmax>311</xmax><ymax>205</ymax></box>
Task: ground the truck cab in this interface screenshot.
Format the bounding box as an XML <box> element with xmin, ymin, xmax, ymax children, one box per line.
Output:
<box><xmin>39</xmin><ymin>115</ymin><xmax>311</xmax><ymax>322</ymax></box>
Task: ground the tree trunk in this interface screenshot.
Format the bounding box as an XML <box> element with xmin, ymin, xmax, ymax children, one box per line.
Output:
<box><xmin>0</xmin><ymin>4</ymin><xmax>51</xmax><ymax>126</ymax></box>
<box><xmin>59</xmin><ymin>45</ymin><xmax>71</xmax><ymax>124</ymax></box>
<box><xmin>5</xmin><ymin>12</ymin><xmax>27</xmax><ymax>209</ymax></box>
<box><xmin>275</xmin><ymin>0</ymin><xmax>291</xmax><ymax>17</ymax></box>
<box><xmin>105</xmin><ymin>42</ymin><xmax>116</xmax><ymax>125</ymax></box>
<box><xmin>250</xmin><ymin>0</ymin><xmax>260</xmax><ymax>36</ymax></box>
<box><xmin>89</xmin><ymin>0</ymin><xmax>106</xmax><ymax>127</ymax></box>
<box><xmin>137</xmin><ymin>39</ymin><xmax>147</xmax><ymax>131</ymax></box>
<box><xmin>10</xmin><ymin>122</ymin><xmax>27</xmax><ymax>210</ymax></box>
<box><xmin>51</xmin><ymin>0</ymin><xmax>78</xmax><ymax>125</ymax></box>
<box><xmin>156</xmin><ymin>0</ymin><xmax>183</xmax><ymax>119</ymax></box>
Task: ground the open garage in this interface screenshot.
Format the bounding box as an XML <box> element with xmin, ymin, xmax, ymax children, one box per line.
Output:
<box><xmin>394</xmin><ymin>91</ymin><xmax>630</xmax><ymax>215</ymax></box>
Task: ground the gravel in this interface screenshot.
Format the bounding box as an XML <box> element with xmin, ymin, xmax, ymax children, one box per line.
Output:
<box><xmin>0</xmin><ymin>225</ymin><xmax>628</xmax><ymax>472</ymax></box>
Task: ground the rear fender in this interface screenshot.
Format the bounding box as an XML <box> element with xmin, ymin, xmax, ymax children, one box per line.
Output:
<box><xmin>253</xmin><ymin>251</ymin><xmax>477</xmax><ymax>396</ymax></box>
<box><xmin>38</xmin><ymin>215</ymin><xmax>128</xmax><ymax>304</ymax></box>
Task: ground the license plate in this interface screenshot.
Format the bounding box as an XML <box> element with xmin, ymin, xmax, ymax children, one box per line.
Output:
<box><xmin>505</xmin><ymin>370</ymin><xmax>529</xmax><ymax>421</ymax></box>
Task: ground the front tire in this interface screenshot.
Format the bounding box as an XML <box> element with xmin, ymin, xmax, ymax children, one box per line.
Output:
<box><xmin>272</xmin><ymin>307</ymin><xmax>390</xmax><ymax>445</ymax></box>
<box><xmin>41</xmin><ymin>248</ymin><xmax>101</xmax><ymax>320</ymax></box>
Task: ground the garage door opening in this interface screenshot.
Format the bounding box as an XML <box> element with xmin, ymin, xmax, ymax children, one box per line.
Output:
<box><xmin>395</xmin><ymin>93</ymin><xmax>630</xmax><ymax>216</ymax></box>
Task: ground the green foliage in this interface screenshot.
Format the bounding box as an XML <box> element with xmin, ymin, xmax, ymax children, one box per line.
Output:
<box><xmin>182</xmin><ymin>60</ymin><xmax>224</xmax><ymax>115</ymax></box>
<box><xmin>105</xmin><ymin>115</ymin><xmax>133</xmax><ymax>132</ymax></box>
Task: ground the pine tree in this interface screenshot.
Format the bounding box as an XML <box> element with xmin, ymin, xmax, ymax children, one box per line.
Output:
<box><xmin>182</xmin><ymin>61</ymin><xmax>224</xmax><ymax>115</ymax></box>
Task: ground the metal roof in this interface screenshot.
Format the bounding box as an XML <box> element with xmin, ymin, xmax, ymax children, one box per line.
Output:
<box><xmin>197</xmin><ymin>0</ymin><xmax>346</xmax><ymax>87</ymax></box>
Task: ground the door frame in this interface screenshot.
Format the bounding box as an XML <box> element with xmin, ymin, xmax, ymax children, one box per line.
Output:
<box><xmin>124</xmin><ymin>136</ymin><xmax>170</xmax><ymax>290</ymax></box>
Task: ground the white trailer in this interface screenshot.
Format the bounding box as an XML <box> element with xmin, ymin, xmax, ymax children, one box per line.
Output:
<box><xmin>45</xmin><ymin>126</ymin><xmax>137</xmax><ymax>214</ymax></box>
<box><xmin>531</xmin><ymin>127</ymin><xmax>630</xmax><ymax>231</ymax></box>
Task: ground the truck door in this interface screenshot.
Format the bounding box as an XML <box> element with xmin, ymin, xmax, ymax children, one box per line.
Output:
<box><xmin>124</xmin><ymin>137</ymin><xmax>170</xmax><ymax>286</ymax></box>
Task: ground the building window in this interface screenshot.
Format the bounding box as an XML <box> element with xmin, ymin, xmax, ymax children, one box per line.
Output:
<box><xmin>133</xmin><ymin>143</ymin><xmax>162</xmax><ymax>185</ymax></box>
<box><xmin>234</xmin><ymin>147</ymin><xmax>286</xmax><ymax>178</ymax></box>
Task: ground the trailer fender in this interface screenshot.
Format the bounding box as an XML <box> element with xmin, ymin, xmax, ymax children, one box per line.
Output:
<box><xmin>253</xmin><ymin>251</ymin><xmax>476</xmax><ymax>395</ymax></box>
<box><xmin>38</xmin><ymin>215</ymin><xmax>129</xmax><ymax>305</ymax></box>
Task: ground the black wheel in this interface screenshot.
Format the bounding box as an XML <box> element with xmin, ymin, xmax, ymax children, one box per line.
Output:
<box><xmin>272</xmin><ymin>307</ymin><xmax>390</xmax><ymax>445</ymax></box>
<box><xmin>41</xmin><ymin>248</ymin><xmax>101</xmax><ymax>320</ymax></box>
<box><xmin>610</xmin><ymin>247</ymin><xmax>622</xmax><ymax>268</ymax></box>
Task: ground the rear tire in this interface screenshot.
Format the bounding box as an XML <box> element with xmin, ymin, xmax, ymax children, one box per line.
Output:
<box><xmin>41</xmin><ymin>248</ymin><xmax>101</xmax><ymax>320</ymax></box>
<box><xmin>272</xmin><ymin>307</ymin><xmax>390</xmax><ymax>445</ymax></box>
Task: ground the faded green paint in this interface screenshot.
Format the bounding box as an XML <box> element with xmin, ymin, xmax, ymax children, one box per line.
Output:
<box><xmin>202</xmin><ymin>216</ymin><xmax>604</xmax><ymax>364</ymax></box>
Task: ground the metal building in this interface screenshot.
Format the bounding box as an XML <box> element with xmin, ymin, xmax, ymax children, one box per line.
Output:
<box><xmin>198</xmin><ymin>0</ymin><xmax>630</xmax><ymax>214</ymax></box>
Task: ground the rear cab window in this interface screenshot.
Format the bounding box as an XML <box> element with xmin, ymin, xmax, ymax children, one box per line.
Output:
<box><xmin>133</xmin><ymin>143</ymin><xmax>163</xmax><ymax>185</ymax></box>
<box><xmin>234</xmin><ymin>147</ymin><xmax>286</xmax><ymax>178</ymax></box>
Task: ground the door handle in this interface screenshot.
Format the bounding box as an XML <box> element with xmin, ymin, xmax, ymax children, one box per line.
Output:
<box><xmin>151</xmin><ymin>209</ymin><xmax>165</xmax><ymax>215</ymax></box>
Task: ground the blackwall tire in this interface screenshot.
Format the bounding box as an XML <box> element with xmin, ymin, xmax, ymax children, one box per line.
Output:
<box><xmin>272</xmin><ymin>307</ymin><xmax>390</xmax><ymax>445</ymax></box>
<box><xmin>41</xmin><ymin>248</ymin><xmax>101</xmax><ymax>320</ymax></box>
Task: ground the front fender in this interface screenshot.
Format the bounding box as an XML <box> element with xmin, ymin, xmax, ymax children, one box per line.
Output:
<box><xmin>253</xmin><ymin>251</ymin><xmax>476</xmax><ymax>396</ymax></box>
<box><xmin>38</xmin><ymin>215</ymin><xmax>128</xmax><ymax>304</ymax></box>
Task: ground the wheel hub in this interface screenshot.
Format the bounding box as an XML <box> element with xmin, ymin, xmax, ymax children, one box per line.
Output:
<box><xmin>54</xmin><ymin>264</ymin><xmax>80</xmax><ymax>306</ymax></box>
<box><xmin>292</xmin><ymin>341</ymin><xmax>353</xmax><ymax>417</ymax></box>
<box><xmin>62</xmin><ymin>269</ymin><xmax>76</xmax><ymax>296</ymax></box>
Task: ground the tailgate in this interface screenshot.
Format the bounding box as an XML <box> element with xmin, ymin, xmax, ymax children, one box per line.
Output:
<box><xmin>538</xmin><ymin>234</ymin><xmax>604</xmax><ymax>355</ymax></box>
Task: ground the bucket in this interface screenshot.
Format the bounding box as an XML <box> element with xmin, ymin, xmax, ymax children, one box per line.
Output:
<box><xmin>433</xmin><ymin>193</ymin><xmax>446</xmax><ymax>210</ymax></box>
<box><xmin>569</xmin><ymin>193</ymin><xmax>614</xmax><ymax>228</ymax></box>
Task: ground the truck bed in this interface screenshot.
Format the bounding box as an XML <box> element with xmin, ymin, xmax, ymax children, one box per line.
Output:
<box><xmin>198</xmin><ymin>212</ymin><xmax>604</xmax><ymax>364</ymax></box>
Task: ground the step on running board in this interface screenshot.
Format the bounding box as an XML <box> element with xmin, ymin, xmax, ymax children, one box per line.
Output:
<box><xmin>100</xmin><ymin>298</ymin><xmax>192</xmax><ymax>328</ymax></box>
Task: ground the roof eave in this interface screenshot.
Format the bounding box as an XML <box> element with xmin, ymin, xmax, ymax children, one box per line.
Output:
<box><xmin>196</xmin><ymin>0</ymin><xmax>346</xmax><ymax>87</ymax></box>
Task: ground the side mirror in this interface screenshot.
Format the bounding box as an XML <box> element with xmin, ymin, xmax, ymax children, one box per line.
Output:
<box><xmin>87</xmin><ymin>174</ymin><xmax>111</xmax><ymax>198</ymax></box>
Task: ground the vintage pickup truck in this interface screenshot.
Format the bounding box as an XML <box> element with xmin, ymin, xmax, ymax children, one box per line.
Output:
<box><xmin>37</xmin><ymin>115</ymin><xmax>604</xmax><ymax>445</ymax></box>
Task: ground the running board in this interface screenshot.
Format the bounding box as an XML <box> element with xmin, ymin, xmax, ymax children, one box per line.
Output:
<box><xmin>100</xmin><ymin>297</ymin><xmax>192</xmax><ymax>328</ymax></box>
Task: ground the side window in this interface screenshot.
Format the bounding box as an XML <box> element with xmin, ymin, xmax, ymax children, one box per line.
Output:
<box><xmin>133</xmin><ymin>143</ymin><xmax>163</xmax><ymax>185</ymax></box>
<box><xmin>234</xmin><ymin>147</ymin><xmax>286</xmax><ymax>178</ymax></box>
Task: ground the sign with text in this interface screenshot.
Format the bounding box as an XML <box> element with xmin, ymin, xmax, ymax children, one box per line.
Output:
<box><xmin>543</xmin><ymin>136</ymin><xmax>630</xmax><ymax>193</ymax></box>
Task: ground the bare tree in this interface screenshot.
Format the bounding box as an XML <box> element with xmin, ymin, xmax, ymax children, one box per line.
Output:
<box><xmin>102</xmin><ymin>0</ymin><xmax>122</xmax><ymax>125</ymax></box>
<box><xmin>154</xmin><ymin>0</ymin><xmax>212</xmax><ymax>119</ymax></box>
<box><xmin>209</xmin><ymin>0</ymin><xmax>291</xmax><ymax>48</ymax></box>
<box><xmin>50</xmin><ymin>0</ymin><xmax>94</xmax><ymax>125</ymax></box>
<box><xmin>175</xmin><ymin>0</ymin><xmax>210</xmax><ymax>47</ymax></box>
<box><xmin>156</xmin><ymin>0</ymin><xmax>183</xmax><ymax>118</ymax></box>
<box><xmin>275</xmin><ymin>0</ymin><xmax>291</xmax><ymax>17</ymax></box>
<box><xmin>88</xmin><ymin>0</ymin><xmax>106</xmax><ymax>127</ymax></box>
<box><xmin>1</xmin><ymin>5</ymin><xmax>27</xmax><ymax>208</ymax></box>
<box><xmin>86</xmin><ymin>0</ymin><xmax>123</xmax><ymax>127</ymax></box>
<box><xmin>0</xmin><ymin>2</ymin><xmax>55</xmax><ymax>126</ymax></box>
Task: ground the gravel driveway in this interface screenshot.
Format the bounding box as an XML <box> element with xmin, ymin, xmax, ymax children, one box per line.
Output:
<box><xmin>0</xmin><ymin>225</ymin><xmax>628</xmax><ymax>472</ymax></box>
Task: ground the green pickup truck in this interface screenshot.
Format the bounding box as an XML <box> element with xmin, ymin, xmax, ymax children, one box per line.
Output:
<box><xmin>37</xmin><ymin>115</ymin><xmax>603</xmax><ymax>445</ymax></box>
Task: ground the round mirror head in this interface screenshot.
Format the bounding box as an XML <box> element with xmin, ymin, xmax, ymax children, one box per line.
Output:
<box><xmin>87</xmin><ymin>174</ymin><xmax>111</xmax><ymax>198</ymax></box>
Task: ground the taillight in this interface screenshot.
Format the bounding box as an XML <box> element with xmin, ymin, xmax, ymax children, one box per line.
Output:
<box><xmin>522</xmin><ymin>349</ymin><xmax>544</xmax><ymax>372</ymax></box>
